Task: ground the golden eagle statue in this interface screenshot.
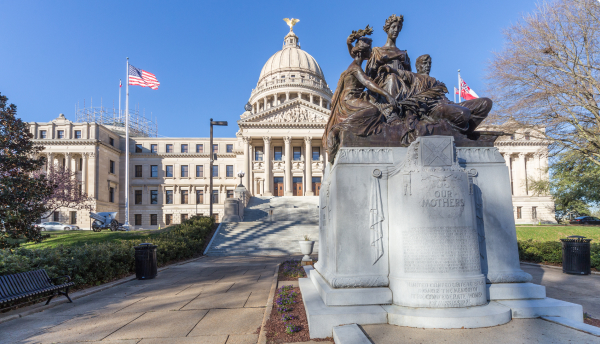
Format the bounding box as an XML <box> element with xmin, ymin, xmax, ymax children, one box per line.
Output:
<box><xmin>283</xmin><ymin>18</ymin><xmax>300</xmax><ymax>32</ymax></box>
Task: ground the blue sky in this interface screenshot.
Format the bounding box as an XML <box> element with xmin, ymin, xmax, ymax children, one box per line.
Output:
<box><xmin>1</xmin><ymin>0</ymin><xmax>539</xmax><ymax>138</ymax></box>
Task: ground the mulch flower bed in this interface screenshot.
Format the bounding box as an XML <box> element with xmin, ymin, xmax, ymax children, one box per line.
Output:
<box><xmin>278</xmin><ymin>259</ymin><xmax>307</xmax><ymax>281</ymax></box>
<box><xmin>584</xmin><ymin>314</ymin><xmax>600</xmax><ymax>328</ymax></box>
<box><xmin>265</xmin><ymin>260</ymin><xmax>332</xmax><ymax>343</ymax></box>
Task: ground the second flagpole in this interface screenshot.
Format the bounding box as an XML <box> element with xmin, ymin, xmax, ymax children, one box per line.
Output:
<box><xmin>124</xmin><ymin>58</ymin><xmax>130</xmax><ymax>230</ymax></box>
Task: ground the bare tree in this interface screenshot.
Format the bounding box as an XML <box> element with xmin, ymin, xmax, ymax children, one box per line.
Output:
<box><xmin>36</xmin><ymin>165</ymin><xmax>94</xmax><ymax>219</ymax></box>
<box><xmin>487</xmin><ymin>0</ymin><xmax>600</xmax><ymax>165</ymax></box>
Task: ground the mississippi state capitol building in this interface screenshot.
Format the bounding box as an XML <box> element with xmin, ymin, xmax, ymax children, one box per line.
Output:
<box><xmin>28</xmin><ymin>27</ymin><xmax>555</xmax><ymax>229</ymax></box>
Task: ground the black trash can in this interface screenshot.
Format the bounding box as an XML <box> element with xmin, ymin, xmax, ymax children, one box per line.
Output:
<box><xmin>560</xmin><ymin>236</ymin><xmax>591</xmax><ymax>275</ymax></box>
<box><xmin>135</xmin><ymin>243</ymin><xmax>157</xmax><ymax>280</ymax></box>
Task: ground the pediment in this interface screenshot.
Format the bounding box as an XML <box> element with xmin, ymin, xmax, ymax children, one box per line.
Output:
<box><xmin>239</xmin><ymin>100</ymin><xmax>330</xmax><ymax>125</ymax></box>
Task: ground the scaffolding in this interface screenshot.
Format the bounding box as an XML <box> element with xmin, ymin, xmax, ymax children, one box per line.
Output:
<box><xmin>75</xmin><ymin>99</ymin><xmax>158</xmax><ymax>137</ymax></box>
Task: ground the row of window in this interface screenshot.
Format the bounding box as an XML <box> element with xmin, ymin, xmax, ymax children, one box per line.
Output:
<box><xmin>39</xmin><ymin>130</ymin><xmax>83</xmax><ymax>139</ymax></box>
<box><xmin>254</xmin><ymin>146</ymin><xmax>320</xmax><ymax>161</ymax></box>
<box><xmin>135</xmin><ymin>143</ymin><xmax>233</xmax><ymax>154</ymax></box>
<box><xmin>108</xmin><ymin>188</ymin><xmax>235</xmax><ymax>204</ymax></box>
<box><xmin>516</xmin><ymin>206</ymin><xmax>537</xmax><ymax>219</ymax></box>
<box><xmin>131</xmin><ymin>164</ymin><xmax>233</xmax><ymax>178</ymax></box>
<box><xmin>134</xmin><ymin>213</ymin><xmax>219</xmax><ymax>226</ymax></box>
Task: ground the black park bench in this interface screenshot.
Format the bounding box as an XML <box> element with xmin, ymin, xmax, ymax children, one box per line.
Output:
<box><xmin>0</xmin><ymin>269</ymin><xmax>74</xmax><ymax>310</ymax></box>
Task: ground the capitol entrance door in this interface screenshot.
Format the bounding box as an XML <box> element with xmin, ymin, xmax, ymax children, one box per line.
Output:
<box><xmin>312</xmin><ymin>177</ymin><xmax>321</xmax><ymax>196</ymax></box>
<box><xmin>274</xmin><ymin>177</ymin><xmax>284</xmax><ymax>196</ymax></box>
<box><xmin>293</xmin><ymin>177</ymin><xmax>303</xmax><ymax>196</ymax></box>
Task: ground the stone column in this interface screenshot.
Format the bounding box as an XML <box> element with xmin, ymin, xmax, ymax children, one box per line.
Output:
<box><xmin>243</xmin><ymin>137</ymin><xmax>250</xmax><ymax>188</ymax></box>
<box><xmin>284</xmin><ymin>136</ymin><xmax>292</xmax><ymax>196</ymax></box>
<box><xmin>518</xmin><ymin>152</ymin><xmax>527</xmax><ymax>196</ymax></box>
<box><xmin>88</xmin><ymin>152</ymin><xmax>96</xmax><ymax>197</ymax></box>
<box><xmin>319</xmin><ymin>97</ymin><xmax>323</xmax><ymax>107</ymax></box>
<box><xmin>285</xmin><ymin>92</ymin><xmax>290</xmax><ymax>102</ymax></box>
<box><xmin>309</xmin><ymin>94</ymin><xmax>314</xmax><ymax>104</ymax></box>
<box><xmin>304</xmin><ymin>136</ymin><xmax>313</xmax><ymax>196</ymax></box>
<box><xmin>65</xmin><ymin>153</ymin><xmax>72</xmax><ymax>171</ymax></box>
<box><xmin>263</xmin><ymin>136</ymin><xmax>272</xmax><ymax>196</ymax></box>
<box><xmin>47</xmin><ymin>153</ymin><xmax>55</xmax><ymax>172</ymax></box>
<box><xmin>82</xmin><ymin>153</ymin><xmax>88</xmax><ymax>194</ymax></box>
<box><xmin>263</xmin><ymin>97</ymin><xmax>267</xmax><ymax>111</ymax></box>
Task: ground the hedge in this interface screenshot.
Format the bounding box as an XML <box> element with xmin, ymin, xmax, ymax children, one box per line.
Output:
<box><xmin>0</xmin><ymin>215</ymin><xmax>214</xmax><ymax>287</ymax></box>
<box><xmin>518</xmin><ymin>240</ymin><xmax>600</xmax><ymax>270</ymax></box>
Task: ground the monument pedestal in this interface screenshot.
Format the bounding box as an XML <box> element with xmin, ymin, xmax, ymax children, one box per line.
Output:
<box><xmin>304</xmin><ymin>139</ymin><xmax>584</xmax><ymax>338</ymax></box>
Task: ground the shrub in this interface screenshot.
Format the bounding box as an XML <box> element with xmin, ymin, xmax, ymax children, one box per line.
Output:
<box><xmin>517</xmin><ymin>240</ymin><xmax>600</xmax><ymax>270</ymax></box>
<box><xmin>0</xmin><ymin>215</ymin><xmax>214</xmax><ymax>287</ymax></box>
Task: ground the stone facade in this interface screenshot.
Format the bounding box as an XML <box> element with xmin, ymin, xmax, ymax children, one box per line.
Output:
<box><xmin>28</xmin><ymin>30</ymin><xmax>553</xmax><ymax>229</ymax></box>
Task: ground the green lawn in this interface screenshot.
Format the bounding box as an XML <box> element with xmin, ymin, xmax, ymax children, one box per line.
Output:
<box><xmin>22</xmin><ymin>229</ymin><xmax>170</xmax><ymax>249</ymax></box>
<box><xmin>516</xmin><ymin>225</ymin><xmax>600</xmax><ymax>242</ymax></box>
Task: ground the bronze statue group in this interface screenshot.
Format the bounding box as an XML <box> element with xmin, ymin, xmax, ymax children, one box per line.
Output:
<box><xmin>324</xmin><ymin>14</ymin><xmax>492</xmax><ymax>162</ymax></box>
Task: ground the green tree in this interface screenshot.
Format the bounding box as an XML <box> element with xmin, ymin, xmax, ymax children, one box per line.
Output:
<box><xmin>0</xmin><ymin>93</ymin><xmax>54</xmax><ymax>248</ymax></box>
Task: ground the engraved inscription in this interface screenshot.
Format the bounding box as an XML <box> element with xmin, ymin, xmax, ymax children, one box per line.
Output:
<box><xmin>405</xmin><ymin>279</ymin><xmax>485</xmax><ymax>307</ymax></box>
<box><xmin>420</xmin><ymin>175</ymin><xmax>465</xmax><ymax>218</ymax></box>
<box><xmin>402</xmin><ymin>227</ymin><xmax>481</xmax><ymax>273</ymax></box>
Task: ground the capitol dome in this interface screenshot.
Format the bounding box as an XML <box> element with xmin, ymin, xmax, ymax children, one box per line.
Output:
<box><xmin>246</xmin><ymin>26</ymin><xmax>333</xmax><ymax>116</ymax></box>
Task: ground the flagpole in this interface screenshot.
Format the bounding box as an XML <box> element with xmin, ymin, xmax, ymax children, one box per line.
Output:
<box><xmin>119</xmin><ymin>79</ymin><xmax>122</xmax><ymax>118</ymax></box>
<box><xmin>458</xmin><ymin>69</ymin><xmax>462</xmax><ymax>103</ymax></box>
<box><xmin>124</xmin><ymin>58</ymin><xmax>130</xmax><ymax>230</ymax></box>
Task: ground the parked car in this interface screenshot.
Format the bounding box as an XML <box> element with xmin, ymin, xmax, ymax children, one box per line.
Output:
<box><xmin>570</xmin><ymin>216</ymin><xmax>600</xmax><ymax>225</ymax></box>
<box><xmin>36</xmin><ymin>222</ymin><xmax>79</xmax><ymax>231</ymax></box>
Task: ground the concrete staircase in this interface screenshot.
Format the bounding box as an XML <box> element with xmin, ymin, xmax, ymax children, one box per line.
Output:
<box><xmin>205</xmin><ymin>196</ymin><xmax>320</xmax><ymax>256</ymax></box>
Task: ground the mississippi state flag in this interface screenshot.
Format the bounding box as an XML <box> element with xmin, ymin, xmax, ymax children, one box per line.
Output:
<box><xmin>455</xmin><ymin>79</ymin><xmax>479</xmax><ymax>100</ymax></box>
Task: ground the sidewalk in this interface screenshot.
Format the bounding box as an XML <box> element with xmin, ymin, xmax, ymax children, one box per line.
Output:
<box><xmin>0</xmin><ymin>256</ymin><xmax>284</xmax><ymax>344</ymax></box>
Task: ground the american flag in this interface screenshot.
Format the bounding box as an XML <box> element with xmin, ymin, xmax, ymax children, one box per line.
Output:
<box><xmin>128</xmin><ymin>65</ymin><xmax>160</xmax><ymax>90</ymax></box>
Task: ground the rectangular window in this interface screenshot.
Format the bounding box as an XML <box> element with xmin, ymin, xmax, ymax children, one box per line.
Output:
<box><xmin>255</xmin><ymin>146</ymin><xmax>264</xmax><ymax>161</ymax></box>
<box><xmin>213</xmin><ymin>144</ymin><xmax>218</xmax><ymax>153</ymax></box>
<box><xmin>212</xmin><ymin>165</ymin><xmax>219</xmax><ymax>177</ymax></box>
<box><xmin>274</xmin><ymin>147</ymin><xmax>282</xmax><ymax>161</ymax></box>
<box><xmin>110</xmin><ymin>160</ymin><xmax>115</xmax><ymax>174</ymax></box>
<box><xmin>53</xmin><ymin>211</ymin><xmax>59</xmax><ymax>221</ymax></box>
<box><xmin>74</xmin><ymin>130</ymin><xmax>81</xmax><ymax>139</ymax></box>
<box><xmin>181</xmin><ymin>190</ymin><xmax>188</xmax><ymax>204</ymax></box>
<box><xmin>150</xmin><ymin>214</ymin><xmax>157</xmax><ymax>225</ymax></box>
<box><xmin>227</xmin><ymin>190</ymin><xmax>234</xmax><ymax>198</ymax></box>
<box><xmin>166</xmin><ymin>144</ymin><xmax>173</xmax><ymax>153</ymax></box>
<box><xmin>181</xmin><ymin>214</ymin><xmax>188</xmax><ymax>222</ymax></box>
<box><xmin>135</xmin><ymin>214</ymin><xmax>142</xmax><ymax>226</ymax></box>
<box><xmin>109</xmin><ymin>187</ymin><xmax>115</xmax><ymax>203</ymax></box>
<box><xmin>212</xmin><ymin>190</ymin><xmax>219</xmax><ymax>204</ymax></box>
<box><xmin>79</xmin><ymin>158</ymin><xmax>82</xmax><ymax>171</ymax></box>
<box><xmin>109</xmin><ymin>137</ymin><xmax>115</xmax><ymax>146</ymax></box>
<box><xmin>293</xmin><ymin>147</ymin><xmax>301</xmax><ymax>161</ymax></box>
<box><xmin>181</xmin><ymin>165</ymin><xmax>189</xmax><ymax>177</ymax></box>
<box><xmin>166</xmin><ymin>165</ymin><xmax>173</xmax><ymax>177</ymax></box>
<box><xmin>166</xmin><ymin>190</ymin><xmax>173</xmax><ymax>204</ymax></box>
<box><xmin>40</xmin><ymin>130</ymin><xmax>47</xmax><ymax>139</ymax></box>
<box><xmin>517</xmin><ymin>206</ymin><xmax>522</xmax><ymax>219</ymax></box>
<box><xmin>135</xmin><ymin>144</ymin><xmax>143</xmax><ymax>153</ymax></box>
<box><xmin>196</xmin><ymin>190</ymin><xmax>203</xmax><ymax>204</ymax></box>
<box><xmin>524</xmin><ymin>132</ymin><xmax>531</xmax><ymax>140</ymax></box>
<box><xmin>312</xmin><ymin>147</ymin><xmax>320</xmax><ymax>161</ymax></box>
<box><xmin>57</xmin><ymin>130</ymin><xmax>64</xmax><ymax>139</ymax></box>
<box><xmin>135</xmin><ymin>165</ymin><xmax>142</xmax><ymax>178</ymax></box>
<box><xmin>151</xmin><ymin>165</ymin><xmax>158</xmax><ymax>177</ymax></box>
<box><xmin>226</xmin><ymin>144</ymin><xmax>233</xmax><ymax>153</ymax></box>
<box><xmin>165</xmin><ymin>214</ymin><xmax>172</xmax><ymax>225</ymax></box>
<box><xmin>151</xmin><ymin>144</ymin><xmax>157</xmax><ymax>153</ymax></box>
<box><xmin>196</xmin><ymin>144</ymin><xmax>203</xmax><ymax>153</ymax></box>
<box><xmin>150</xmin><ymin>190</ymin><xmax>158</xmax><ymax>204</ymax></box>
<box><xmin>70</xmin><ymin>211</ymin><xmax>77</xmax><ymax>225</ymax></box>
<box><xmin>532</xmin><ymin>206</ymin><xmax>537</xmax><ymax>219</ymax></box>
<box><xmin>226</xmin><ymin>165</ymin><xmax>233</xmax><ymax>177</ymax></box>
<box><xmin>135</xmin><ymin>190</ymin><xmax>142</xmax><ymax>204</ymax></box>
<box><xmin>181</xmin><ymin>144</ymin><xmax>188</xmax><ymax>153</ymax></box>
<box><xmin>196</xmin><ymin>165</ymin><xmax>203</xmax><ymax>177</ymax></box>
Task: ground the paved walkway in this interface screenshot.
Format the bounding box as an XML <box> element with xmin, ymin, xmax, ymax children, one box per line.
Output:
<box><xmin>521</xmin><ymin>263</ymin><xmax>600</xmax><ymax>318</ymax></box>
<box><xmin>0</xmin><ymin>256</ymin><xmax>283</xmax><ymax>344</ymax></box>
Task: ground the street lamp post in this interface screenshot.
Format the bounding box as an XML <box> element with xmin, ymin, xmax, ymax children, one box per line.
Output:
<box><xmin>209</xmin><ymin>118</ymin><xmax>227</xmax><ymax>221</ymax></box>
<box><xmin>237</xmin><ymin>171</ymin><xmax>245</xmax><ymax>187</ymax></box>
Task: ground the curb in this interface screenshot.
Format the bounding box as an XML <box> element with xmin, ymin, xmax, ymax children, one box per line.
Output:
<box><xmin>258</xmin><ymin>263</ymin><xmax>281</xmax><ymax>344</ymax></box>
<box><xmin>0</xmin><ymin>255</ymin><xmax>206</xmax><ymax>325</ymax></box>
<box><xmin>203</xmin><ymin>222</ymin><xmax>223</xmax><ymax>255</ymax></box>
<box><xmin>520</xmin><ymin>261</ymin><xmax>600</xmax><ymax>275</ymax></box>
